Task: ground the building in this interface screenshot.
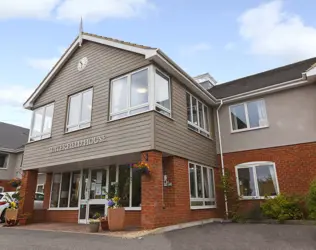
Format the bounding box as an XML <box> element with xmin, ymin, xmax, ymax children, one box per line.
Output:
<box><xmin>0</xmin><ymin>122</ymin><xmax>46</xmax><ymax>193</ymax></box>
<box><xmin>19</xmin><ymin>32</ymin><xmax>316</xmax><ymax>228</ymax></box>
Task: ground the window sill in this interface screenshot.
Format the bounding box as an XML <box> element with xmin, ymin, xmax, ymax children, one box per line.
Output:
<box><xmin>124</xmin><ymin>207</ymin><xmax>141</xmax><ymax>211</ymax></box>
<box><xmin>190</xmin><ymin>205</ymin><xmax>217</xmax><ymax>210</ymax></box>
<box><xmin>64</xmin><ymin>125</ymin><xmax>91</xmax><ymax>135</ymax></box>
<box><xmin>0</xmin><ymin>168</ymin><xmax>8</xmax><ymax>170</ymax></box>
<box><xmin>153</xmin><ymin>110</ymin><xmax>174</xmax><ymax>121</ymax></box>
<box><xmin>48</xmin><ymin>207</ymin><xmax>79</xmax><ymax>211</ymax></box>
<box><xmin>107</xmin><ymin>110</ymin><xmax>153</xmax><ymax>123</ymax></box>
<box><xmin>188</xmin><ymin>127</ymin><xmax>213</xmax><ymax>141</ymax></box>
<box><xmin>27</xmin><ymin>136</ymin><xmax>52</xmax><ymax>144</ymax></box>
<box><xmin>239</xmin><ymin>196</ymin><xmax>277</xmax><ymax>200</ymax></box>
<box><xmin>231</xmin><ymin>125</ymin><xmax>269</xmax><ymax>134</ymax></box>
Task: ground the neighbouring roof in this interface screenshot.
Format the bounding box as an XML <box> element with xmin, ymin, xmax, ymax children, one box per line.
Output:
<box><xmin>0</xmin><ymin>122</ymin><xmax>29</xmax><ymax>151</ymax></box>
<box><xmin>209</xmin><ymin>57</ymin><xmax>316</xmax><ymax>99</ymax></box>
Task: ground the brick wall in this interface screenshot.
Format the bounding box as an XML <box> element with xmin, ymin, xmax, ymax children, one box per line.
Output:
<box><xmin>220</xmin><ymin>142</ymin><xmax>316</xmax><ymax>213</ymax></box>
<box><xmin>0</xmin><ymin>180</ymin><xmax>15</xmax><ymax>192</ymax></box>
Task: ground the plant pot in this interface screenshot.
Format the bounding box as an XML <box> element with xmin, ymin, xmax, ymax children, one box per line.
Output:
<box><xmin>108</xmin><ymin>207</ymin><xmax>125</xmax><ymax>231</ymax></box>
<box><xmin>5</xmin><ymin>209</ymin><xmax>18</xmax><ymax>221</ymax></box>
<box><xmin>89</xmin><ymin>222</ymin><xmax>100</xmax><ymax>233</ymax></box>
<box><xmin>100</xmin><ymin>218</ymin><xmax>109</xmax><ymax>231</ymax></box>
<box><xmin>18</xmin><ymin>218</ymin><xmax>28</xmax><ymax>225</ymax></box>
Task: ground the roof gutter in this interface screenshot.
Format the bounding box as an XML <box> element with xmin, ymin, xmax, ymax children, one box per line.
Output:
<box><xmin>0</xmin><ymin>147</ymin><xmax>24</xmax><ymax>153</ymax></box>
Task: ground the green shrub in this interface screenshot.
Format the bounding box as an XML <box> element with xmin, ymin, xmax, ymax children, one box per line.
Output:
<box><xmin>307</xmin><ymin>180</ymin><xmax>316</xmax><ymax>220</ymax></box>
<box><xmin>261</xmin><ymin>194</ymin><xmax>304</xmax><ymax>222</ymax></box>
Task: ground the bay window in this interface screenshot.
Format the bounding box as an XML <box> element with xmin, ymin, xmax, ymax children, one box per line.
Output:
<box><xmin>230</xmin><ymin>99</ymin><xmax>268</xmax><ymax>132</ymax></box>
<box><xmin>186</xmin><ymin>93</ymin><xmax>210</xmax><ymax>137</ymax></box>
<box><xmin>189</xmin><ymin>162</ymin><xmax>216</xmax><ymax>208</ymax></box>
<box><xmin>66</xmin><ymin>88</ymin><xmax>93</xmax><ymax>132</ymax></box>
<box><xmin>110</xmin><ymin>66</ymin><xmax>171</xmax><ymax>120</ymax></box>
<box><xmin>29</xmin><ymin>103</ymin><xmax>54</xmax><ymax>141</ymax></box>
<box><xmin>236</xmin><ymin>162</ymin><xmax>279</xmax><ymax>199</ymax></box>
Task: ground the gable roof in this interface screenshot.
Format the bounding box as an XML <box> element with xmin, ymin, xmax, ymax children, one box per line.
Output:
<box><xmin>0</xmin><ymin>122</ymin><xmax>29</xmax><ymax>152</ymax></box>
<box><xmin>209</xmin><ymin>57</ymin><xmax>316</xmax><ymax>99</ymax></box>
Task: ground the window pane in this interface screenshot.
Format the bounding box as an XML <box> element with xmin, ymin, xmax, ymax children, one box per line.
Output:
<box><xmin>186</xmin><ymin>93</ymin><xmax>191</xmax><ymax>122</ymax></box>
<box><xmin>192</xmin><ymin>97</ymin><xmax>198</xmax><ymax>126</ymax></box>
<box><xmin>191</xmin><ymin>201</ymin><xmax>203</xmax><ymax>206</ymax></box>
<box><xmin>155</xmin><ymin>71</ymin><xmax>170</xmax><ymax>110</ymax></box>
<box><xmin>198</xmin><ymin>101</ymin><xmax>204</xmax><ymax>129</ymax></box>
<box><xmin>203</xmin><ymin>167</ymin><xmax>210</xmax><ymax>198</ymax></box>
<box><xmin>0</xmin><ymin>154</ymin><xmax>7</xmax><ymax>168</ymax></box>
<box><xmin>81</xmin><ymin>90</ymin><xmax>93</xmax><ymax>123</ymax></box>
<box><xmin>70</xmin><ymin>171</ymin><xmax>80</xmax><ymax>207</ymax></box>
<box><xmin>196</xmin><ymin>165</ymin><xmax>203</xmax><ymax>198</ymax></box>
<box><xmin>59</xmin><ymin>173</ymin><xmax>70</xmax><ymax>207</ymax></box>
<box><xmin>203</xmin><ymin>105</ymin><xmax>210</xmax><ymax>132</ymax></box>
<box><xmin>132</xmin><ymin>170</ymin><xmax>141</xmax><ymax>207</ymax></box>
<box><xmin>237</xmin><ymin>168</ymin><xmax>256</xmax><ymax>196</ymax></box>
<box><xmin>68</xmin><ymin>94</ymin><xmax>81</xmax><ymax>126</ymax></box>
<box><xmin>118</xmin><ymin>165</ymin><xmax>131</xmax><ymax>207</ymax></box>
<box><xmin>81</xmin><ymin>170</ymin><xmax>89</xmax><ymax>200</ymax></box>
<box><xmin>37</xmin><ymin>185</ymin><xmax>44</xmax><ymax>193</ymax></box>
<box><xmin>247</xmin><ymin>100</ymin><xmax>267</xmax><ymax>128</ymax></box>
<box><xmin>131</xmin><ymin>69</ymin><xmax>148</xmax><ymax>107</ymax></box>
<box><xmin>43</xmin><ymin>104</ymin><xmax>54</xmax><ymax>135</ymax></box>
<box><xmin>130</xmin><ymin>106</ymin><xmax>149</xmax><ymax>115</ymax></box>
<box><xmin>111</xmin><ymin>77</ymin><xmax>128</xmax><ymax>113</ymax></box>
<box><xmin>90</xmin><ymin>169</ymin><xmax>106</xmax><ymax>199</ymax></box>
<box><xmin>32</xmin><ymin>107</ymin><xmax>44</xmax><ymax>137</ymax></box>
<box><xmin>189</xmin><ymin>163</ymin><xmax>196</xmax><ymax>198</ymax></box>
<box><xmin>231</xmin><ymin>104</ymin><xmax>247</xmax><ymax>130</ymax></box>
<box><xmin>256</xmin><ymin>165</ymin><xmax>278</xmax><ymax>196</ymax></box>
<box><xmin>108</xmin><ymin>165</ymin><xmax>117</xmax><ymax>199</ymax></box>
<box><xmin>50</xmin><ymin>173</ymin><xmax>61</xmax><ymax>208</ymax></box>
<box><xmin>209</xmin><ymin>169</ymin><xmax>215</xmax><ymax>199</ymax></box>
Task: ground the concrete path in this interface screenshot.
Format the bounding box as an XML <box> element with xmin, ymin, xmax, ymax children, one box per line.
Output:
<box><xmin>0</xmin><ymin>223</ymin><xmax>316</xmax><ymax>250</ymax></box>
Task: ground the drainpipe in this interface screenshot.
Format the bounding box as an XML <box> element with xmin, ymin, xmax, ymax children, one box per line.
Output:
<box><xmin>216</xmin><ymin>100</ymin><xmax>229</xmax><ymax>219</ymax></box>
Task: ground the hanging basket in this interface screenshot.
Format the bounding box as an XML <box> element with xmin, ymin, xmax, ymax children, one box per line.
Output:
<box><xmin>132</xmin><ymin>162</ymin><xmax>151</xmax><ymax>175</ymax></box>
<box><xmin>9</xmin><ymin>178</ymin><xmax>21</xmax><ymax>188</ymax></box>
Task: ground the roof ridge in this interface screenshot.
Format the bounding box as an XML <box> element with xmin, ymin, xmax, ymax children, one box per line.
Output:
<box><xmin>216</xmin><ymin>56</ymin><xmax>316</xmax><ymax>87</ymax></box>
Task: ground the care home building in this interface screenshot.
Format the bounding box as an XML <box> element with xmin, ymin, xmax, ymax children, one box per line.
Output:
<box><xmin>19</xmin><ymin>32</ymin><xmax>316</xmax><ymax>229</ymax></box>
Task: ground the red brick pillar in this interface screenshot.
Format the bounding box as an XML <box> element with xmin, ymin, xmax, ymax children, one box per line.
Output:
<box><xmin>43</xmin><ymin>173</ymin><xmax>52</xmax><ymax>209</ymax></box>
<box><xmin>141</xmin><ymin>151</ymin><xmax>164</xmax><ymax>229</ymax></box>
<box><xmin>19</xmin><ymin>170</ymin><xmax>38</xmax><ymax>217</ymax></box>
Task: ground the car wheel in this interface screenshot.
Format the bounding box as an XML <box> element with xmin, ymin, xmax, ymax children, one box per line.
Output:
<box><xmin>0</xmin><ymin>210</ymin><xmax>5</xmax><ymax>223</ymax></box>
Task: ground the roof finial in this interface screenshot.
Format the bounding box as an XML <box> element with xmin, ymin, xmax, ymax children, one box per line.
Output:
<box><xmin>79</xmin><ymin>16</ymin><xmax>83</xmax><ymax>47</ymax></box>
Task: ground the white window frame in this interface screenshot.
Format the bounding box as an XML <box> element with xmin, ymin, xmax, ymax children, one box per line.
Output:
<box><xmin>36</xmin><ymin>184</ymin><xmax>44</xmax><ymax>193</ymax></box>
<box><xmin>235</xmin><ymin>161</ymin><xmax>280</xmax><ymax>200</ymax></box>
<box><xmin>188</xmin><ymin>162</ymin><xmax>216</xmax><ymax>209</ymax></box>
<box><xmin>186</xmin><ymin>92</ymin><xmax>210</xmax><ymax>137</ymax></box>
<box><xmin>0</xmin><ymin>153</ymin><xmax>9</xmax><ymax>169</ymax></box>
<box><xmin>0</xmin><ymin>186</ymin><xmax>4</xmax><ymax>193</ymax></box>
<box><xmin>109</xmin><ymin>65</ymin><xmax>171</xmax><ymax>121</ymax></box>
<box><xmin>66</xmin><ymin>88</ymin><xmax>93</xmax><ymax>133</ymax></box>
<box><xmin>29</xmin><ymin>103</ymin><xmax>55</xmax><ymax>142</ymax></box>
<box><xmin>229</xmin><ymin>99</ymin><xmax>268</xmax><ymax>133</ymax></box>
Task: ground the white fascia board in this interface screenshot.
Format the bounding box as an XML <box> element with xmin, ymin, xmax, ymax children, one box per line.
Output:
<box><xmin>306</xmin><ymin>66</ymin><xmax>316</xmax><ymax>78</ymax></box>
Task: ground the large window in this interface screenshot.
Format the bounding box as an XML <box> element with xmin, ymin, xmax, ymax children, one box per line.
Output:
<box><xmin>110</xmin><ymin>66</ymin><xmax>171</xmax><ymax>120</ymax></box>
<box><xmin>30</xmin><ymin>103</ymin><xmax>54</xmax><ymax>141</ymax></box>
<box><xmin>50</xmin><ymin>171</ymin><xmax>81</xmax><ymax>208</ymax></box>
<box><xmin>186</xmin><ymin>92</ymin><xmax>210</xmax><ymax>137</ymax></box>
<box><xmin>66</xmin><ymin>88</ymin><xmax>93</xmax><ymax>132</ymax></box>
<box><xmin>230</xmin><ymin>99</ymin><xmax>268</xmax><ymax>132</ymax></box>
<box><xmin>189</xmin><ymin>162</ymin><xmax>216</xmax><ymax>208</ymax></box>
<box><xmin>0</xmin><ymin>153</ymin><xmax>8</xmax><ymax>169</ymax></box>
<box><xmin>236</xmin><ymin>162</ymin><xmax>279</xmax><ymax>199</ymax></box>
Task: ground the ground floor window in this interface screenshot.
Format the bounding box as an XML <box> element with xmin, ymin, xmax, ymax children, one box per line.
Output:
<box><xmin>36</xmin><ymin>184</ymin><xmax>44</xmax><ymax>193</ymax></box>
<box><xmin>189</xmin><ymin>162</ymin><xmax>216</xmax><ymax>208</ymax></box>
<box><xmin>236</xmin><ymin>162</ymin><xmax>279</xmax><ymax>199</ymax></box>
<box><xmin>50</xmin><ymin>171</ymin><xmax>80</xmax><ymax>208</ymax></box>
<box><xmin>0</xmin><ymin>186</ymin><xmax>4</xmax><ymax>193</ymax></box>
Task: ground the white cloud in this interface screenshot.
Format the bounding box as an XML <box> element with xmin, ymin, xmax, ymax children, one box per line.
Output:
<box><xmin>224</xmin><ymin>42</ymin><xmax>235</xmax><ymax>51</ymax></box>
<box><xmin>0</xmin><ymin>0</ymin><xmax>60</xmax><ymax>19</ymax></box>
<box><xmin>0</xmin><ymin>0</ymin><xmax>155</xmax><ymax>22</ymax></box>
<box><xmin>238</xmin><ymin>0</ymin><xmax>316</xmax><ymax>62</ymax></box>
<box><xmin>179</xmin><ymin>42</ymin><xmax>211</xmax><ymax>56</ymax></box>
<box><xmin>0</xmin><ymin>85</ymin><xmax>34</xmax><ymax>107</ymax></box>
<box><xmin>27</xmin><ymin>57</ymin><xmax>59</xmax><ymax>71</ymax></box>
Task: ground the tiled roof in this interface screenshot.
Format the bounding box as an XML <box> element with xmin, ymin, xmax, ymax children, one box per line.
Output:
<box><xmin>0</xmin><ymin>122</ymin><xmax>29</xmax><ymax>150</ymax></box>
<box><xmin>83</xmin><ymin>32</ymin><xmax>157</xmax><ymax>50</ymax></box>
<box><xmin>209</xmin><ymin>57</ymin><xmax>316</xmax><ymax>99</ymax></box>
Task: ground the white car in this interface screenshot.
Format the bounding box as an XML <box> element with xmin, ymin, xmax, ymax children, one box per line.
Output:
<box><xmin>0</xmin><ymin>192</ymin><xmax>44</xmax><ymax>223</ymax></box>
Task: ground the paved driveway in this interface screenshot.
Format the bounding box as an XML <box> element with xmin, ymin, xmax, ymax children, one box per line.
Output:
<box><xmin>0</xmin><ymin>223</ymin><xmax>315</xmax><ymax>250</ymax></box>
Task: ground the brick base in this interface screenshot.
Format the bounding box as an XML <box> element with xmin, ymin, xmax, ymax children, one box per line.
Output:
<box><xmin>0</xmin><ymin>180</ymin><xmax>15</xmax><ymax>192</ymax></box>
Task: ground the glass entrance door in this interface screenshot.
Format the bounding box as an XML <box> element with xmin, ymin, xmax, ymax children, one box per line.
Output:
<box><xmin>78</xmin><ymin>168</ymin><xmax>109</xmax><ymax>224</ymax></box>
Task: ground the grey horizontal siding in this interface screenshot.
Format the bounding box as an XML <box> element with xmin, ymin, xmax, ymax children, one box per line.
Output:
<box><xmin>154</xmin><ymin>78</ymin><xmax>217</xmax><ymax>166</ymax></box>
<box><xmin>23</xmin><ymin>41</ymin><xmax>153</xmax><ymax>169</ymax></box>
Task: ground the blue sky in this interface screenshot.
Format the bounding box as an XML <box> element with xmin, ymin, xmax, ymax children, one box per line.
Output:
<box><xmin>1</xmin><ymin>0</ymin><xmax>316</xmax><ymax>128</ymax></box>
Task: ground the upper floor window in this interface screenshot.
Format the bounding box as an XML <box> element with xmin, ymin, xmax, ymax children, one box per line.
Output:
<box><xmin>66</xmin><ymin>88</ymin><xmax>93</xmax><ymax>132</ymax></box>
<box><xmin>110</xmin><ymin>66</ymin><xmax>171</xmax><ymax>121</ymax></box>
<box><xmin>230</xmin><ymin>99</ymin><xmax>268</xmax><ymax>132</ymax></box>
<box><xmin>30</xmin><ymin>103</ymin><xmax>54</xmax><ymax>142</ymax></box>
<box><xmin>236</xmin><ymin>162</ymin><xmax>279</xmax><ymax>199</ymax></box>
<box><xmin>186</xmin><ymin>92</ymin><xmax>210</xmax><ymax>137</ymax></box>
<box><xmin>0</xmin><ymin>153</ymin><xmax>8</xmax><ymax>169</ymax></box>
<box><xmin>189</xmin><ymin>162</ymin><xmax>216</xmax><ymax>208</ymax></box>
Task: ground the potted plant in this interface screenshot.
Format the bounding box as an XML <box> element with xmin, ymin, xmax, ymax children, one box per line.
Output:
<box><xmin>18</xmin><ymin>213</ymin><xmax>31</xmax><ymax>226</ymax></box>
<box><xmin>100</xmin><ymin>216</ymin><xmax>109</xmax><ymax>231</ymax></box>
<box><xmin>133</xmin><ymin>162</ymin><xmax>151</xmax><ymax>175</ymax></box>
<box><xmin>89</xmin><ymin>212</ymin><xmax>101</xmax><ymax>233</ymax></box>
<box><xmin>107</xmin><ymin>196</ymin><xmax>125</xmax><ymax>231</ymax></box>
<box><xmin>4</xmin><ymin>193</ymin><xmax>19</xmax><ymax>226</ymax></box>
<box><xmin>8</xmin><ymin>178</ymin><xmax>22</xmax><ymax>188</ymax></box>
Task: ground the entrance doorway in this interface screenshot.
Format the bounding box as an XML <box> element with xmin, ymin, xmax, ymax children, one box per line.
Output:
<box><xmin>78</xmin><ymin>168</ymin><xmax>111</xmax><ymax>224</ymax></box>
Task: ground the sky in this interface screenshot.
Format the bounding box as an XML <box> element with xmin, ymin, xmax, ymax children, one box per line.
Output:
<box><xmin>1</xmin><ymin>0</ymin><xmax>316</xmax><ymax>128</ymax></box>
